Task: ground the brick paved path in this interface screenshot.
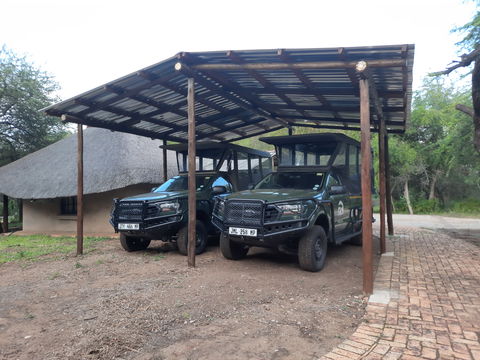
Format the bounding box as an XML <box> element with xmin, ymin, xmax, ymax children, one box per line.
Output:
<box><xmin>321</xmin><ymin>228</ymin><xmax>480</xmax><ymax>360</ymax></box>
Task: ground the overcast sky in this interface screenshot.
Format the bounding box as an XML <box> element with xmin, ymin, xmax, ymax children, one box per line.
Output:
<box><xmin>0</xmin><ymin>0</ymin><xmax>476</xmax><ymax>100</ymax></box>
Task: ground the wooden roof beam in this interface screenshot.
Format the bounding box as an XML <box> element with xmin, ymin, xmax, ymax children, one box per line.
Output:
<box><xmin>278</xmin><ymin>49</ymin><xmax>342</xmax><ymax>126</ymax></box>
<box><xmin>228</xmin><ymin>50</ymin><xmax>311</xmax><ymax>119</ymax></box>
<box><xmin>60</xmin><ymin>114</ymin><xmax>185</xmax><ymax>142</ymax></box>
<box><xmin>280</xmin><ymin>115</ymin><xmax>403</xmax><ymax>127</ymax></box>
<box><xmin>269</xmin><ymin>104</ymin><xmax>402</xmax><ymax>112</ymax></box>
<box><xmin>136</xmin><ymin>70</ymin><xmax>246</xmax><ymax>137</ymax></box>
<box><xmin>178</xmin><ymin>52</ymin><xmax>293</xmax><ymax>127</ymax></box>
<box><xmin>73</xmin><ymin>98</ymin><xmax>225</xmax><ymax>142</ymax></box>
<box><xmin>245</xmin><ymin>87</ymin><xmax>403</xmax><ymax>98</ymax></box>
<box><xmin>71</xmin><ymin>72</ymin><xmax>178</xmax><ymax>118</ymax></box>
<box><xmin>174</xmin><ymin>61</ymin><xmax>290</xmax><ymax>128</ymax></box>
<box><xmin>191</xmin><ymin>59</ymin><xmax>406</xmax><ymax>71</ymax></box>
<box><xmin>292</xmin><ymin>122</ymin><xmax>404</xmax><ymax>134</ymax></box>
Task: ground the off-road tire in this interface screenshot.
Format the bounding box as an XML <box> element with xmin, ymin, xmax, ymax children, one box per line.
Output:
<box><xmin>177</xmin><ymin>221</ymin><xmax>208</xmax><ymax>256</ymax></box>
<box><xmin>120</xmin><ymin>233</ymin><xmax>151</xmax><ymax>252</ymax></box>
<box><xmin>220</xmin><ymin>233</ymin><xmax>249</xmax><ymax>260</ymax></box>
<box><xmin>298</xmin><ymin>225</ymin><xmax>328</xmax><ymax>272</ymax></box>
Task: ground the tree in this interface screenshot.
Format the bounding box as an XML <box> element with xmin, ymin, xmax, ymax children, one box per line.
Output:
<box><xmin>433</xmin><ymin>2</ymin><xmax>480</xmax><ymax>152</ymax></box>
<box><xmin>0</xmin><ymin>46</ymin><xmax>67</xmax><ymax>166</ymax></box>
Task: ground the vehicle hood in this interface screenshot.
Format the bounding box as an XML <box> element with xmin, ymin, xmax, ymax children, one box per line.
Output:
<box><xmin>120</xmin><ymin>191</ymin><xmax>188</xmax><ymax>202</ymax></box>
<box><xmin>223</xmin><ymin>189</ymin><xmax>319</xmax><ymax>203</ymax></box>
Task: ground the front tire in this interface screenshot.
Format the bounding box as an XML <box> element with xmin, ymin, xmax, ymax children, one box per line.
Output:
<box><xmin>120</xmin><ymin>233</ymin><xmax>151</xmax><ymax>252</ymax></box>
<box><xmin>298</xmin><ymin>225</ymin><xmax>328</xmax><ymax>272</ymax></box>
<box><xmin>220</xmin><ymin>233</ymin><xmax>249</xmax><ymax>260</ymax></box>
<box><xmin>177</xmin><ymin>221</ymin><xmax>208</xmax><ymax>256</ymax></box>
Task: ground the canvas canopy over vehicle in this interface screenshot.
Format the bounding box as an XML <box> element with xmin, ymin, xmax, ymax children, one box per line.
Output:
<box><xmin>167</xmin><ymin>142</ymin><xmax>272</xmax><ymax>189</ymax></box>
<box><xmin>42</xmin><ymin>44</ymin><xmax>414</xmax><ymax>294</ymax></box>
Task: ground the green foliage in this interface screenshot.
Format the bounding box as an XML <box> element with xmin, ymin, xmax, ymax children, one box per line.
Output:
<box><xmin>387</xmin><ymin>77</ymin><xmax>479</xmax><ymax>214</ymax></box>
<box><xmin>451</xmin><ymin>199</ymin><xmax>480</xmax><ymax>213</ymax></box>
<box><xmin>413</xmin><ymin>199</ymin><xmax>441</xmax><ymax>214</ymax></box>
<box><xmin>0</xmin><ymin>45</ymin><xmax>68</xmax><ymax>166</ymax></box>
<box><xmin>454</xmin><ymin>1</ymin><xmax>480</xmax><ymax>51</ymax></box>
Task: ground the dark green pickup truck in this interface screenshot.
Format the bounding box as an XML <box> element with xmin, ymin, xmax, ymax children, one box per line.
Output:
<box><xmin>110</xmin><ymin>142</ymin><xmax>272</xmax><ymax>254</ymax></box>
<box><xmin>212</xmin><ymin>133</ymin><xmax>368</xmax><ymax>272</ymax></box>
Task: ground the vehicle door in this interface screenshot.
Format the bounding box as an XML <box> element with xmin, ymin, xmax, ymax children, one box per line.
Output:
<box><xmin>325</xmin><ymin>172</ymin><xmax>350</xmax><ymax>235</ymax></box>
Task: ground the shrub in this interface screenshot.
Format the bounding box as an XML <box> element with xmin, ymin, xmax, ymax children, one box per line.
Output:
<box><xmin>413</xmin><ymin>198</ymin><xmax>441</xmax><ymax>214</ymax></box>
<box><xmin>451</xmin><ymin>199</ymin><xmax>480</xmax><ymax>214</ymax></box>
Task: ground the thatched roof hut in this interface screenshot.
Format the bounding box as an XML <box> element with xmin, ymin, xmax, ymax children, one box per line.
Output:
<box><xmin>0</xmin><ymin>127</ymin><xmax>177</xmax><ymax>199</ymax></box>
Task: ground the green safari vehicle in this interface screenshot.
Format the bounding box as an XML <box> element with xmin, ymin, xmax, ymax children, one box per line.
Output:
<box><xmin>110</xmin><ymin>142</ymin><xmax>272</xmax><ymax>254</ymax></box>
<box><xmin>212</xmin><ymin>133</ymin><xmax>368</xmax><ymax>271</ymax></box>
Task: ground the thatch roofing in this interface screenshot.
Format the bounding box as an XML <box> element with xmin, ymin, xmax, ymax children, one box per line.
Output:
<box><xmin>0</xmin><ymin>127</ymin><xmax>177</xmax><ymax>199</ymax></box>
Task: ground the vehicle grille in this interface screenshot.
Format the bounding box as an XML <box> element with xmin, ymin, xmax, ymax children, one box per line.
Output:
<box><xmin>145</xmin><ymin>203</ymin><xmax>161</xmax><ymax>219</ymax></box>
<box><xmin>224</xmin><ymin>200</ymin><xmax>263</xmax><ymax>226</ymax></box>
<box><xmin>117</xmin><ymin>201</ymin><xmax>143</xmax><ymax>221</ymax></box>
<box><xmin>264</xmin><ymin>206</ymin><xmax>280</xmax><ymax>223</ymax></box>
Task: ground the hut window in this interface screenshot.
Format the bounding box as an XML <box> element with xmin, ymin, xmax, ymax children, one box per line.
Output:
<box><xmin>60</xmin><ymin>197</ymin><xmax>77</xmax><ymax>215</ymax></box>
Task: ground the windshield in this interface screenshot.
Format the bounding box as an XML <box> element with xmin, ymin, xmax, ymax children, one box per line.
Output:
<box><xmin>255</xmin><ymin>172</ymin><xmax>325</xmax><ymax>191</ymax></box>
<box><xmin>154</xmin><ymin>175</ymin><xmax>212</xmax><ymax>192</ymax></box>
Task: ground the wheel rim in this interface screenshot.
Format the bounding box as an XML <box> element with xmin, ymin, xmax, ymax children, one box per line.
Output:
<box><xmin>196</xmin><ymin>232</ymin><xmax>203</xmax><ymax>247</ymax></box>
<box><xmin>314</xmin><ymin>237</ymin><xmax>323</xmax><ymax>261</ymax></box>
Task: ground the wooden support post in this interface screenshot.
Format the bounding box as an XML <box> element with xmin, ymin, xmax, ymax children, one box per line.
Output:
<box><xmin>2</xmin><ymin>195</ymin><xmax>8</xmax><ymax>233</ymax></box>
<box><xmin>77</xmin><ymin>124</ymin><xmax>84</xmax><ymax>256</ymax></box>
<box><xmin>162</xmin><ymin>139</ymin><xmax>168</xmax><ymax>183</ymax></box>
<box><xmin>385</xmin><ymin>133</ymin><xmax>394</xmax><ymax>235</ymax></box>
<box><xmin>187</xmin><ymin>78</ymin><xmax>196</xmax><ymax>268</ymax></box>
<box><xmin>378</xmin><ymin>118</ymin><xmax>387</xmax><ymax>254</ymax></box>
<box><xmin>359</xmin><ymin>75</ymin><xmax>373</xmax><ymax>295</ymax></box>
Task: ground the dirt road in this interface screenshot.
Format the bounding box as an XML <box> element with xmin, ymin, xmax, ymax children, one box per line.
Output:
<box><xmin>0</xmin><ymin>238</ymin><xmax>373</xmax><ymax>360</ymax></box>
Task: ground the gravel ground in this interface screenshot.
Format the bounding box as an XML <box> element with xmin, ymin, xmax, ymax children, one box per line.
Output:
<box><xmin>0</xmin><ymin>237</ymin><xmax>377</xmax><ymax>360</ymax></box>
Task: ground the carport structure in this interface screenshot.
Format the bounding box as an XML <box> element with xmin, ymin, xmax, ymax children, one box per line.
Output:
<box><xmin>43</xmin><ymin>44</ymin><xmax>414</xmax><ymax>294</ymax></box>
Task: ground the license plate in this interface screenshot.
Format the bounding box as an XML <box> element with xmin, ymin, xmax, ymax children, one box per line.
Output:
<box><xmin>118</xmin><ymin>223</ymin><xmax>140</xmax><ymax>230</ymax></box>
<box><xmin>229</xmin><ymin>227</ymin><xmax>257</xmax><ymax>237</ymax></box>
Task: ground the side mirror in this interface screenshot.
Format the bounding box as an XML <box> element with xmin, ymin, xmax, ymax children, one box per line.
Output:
<box><xmin>151</xmin><ymin>187</ymin><xmax>157</xmax><ymax>192</ymax></box>
<box><xmin>330</xmin><ymin>185</ymin><xmax>346</xmax><ymax>195</ymax></box>
<box><xmin>212</xmin><ymin>185</ymin><xmax>227</xmax><ymax>194</ymax></box>
<box><xmin>248</xmin><ymin>184</ymin><xmax>254</xmax><ymax>190</ymax></box>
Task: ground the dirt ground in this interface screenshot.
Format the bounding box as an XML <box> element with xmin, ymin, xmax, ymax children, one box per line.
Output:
<box><xmin>0</xmin><ymin>238</ymin><xmax>378</xmax><ymax>360</ymax></box>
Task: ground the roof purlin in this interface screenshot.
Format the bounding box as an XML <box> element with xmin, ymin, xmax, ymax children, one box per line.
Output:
<box><xmin>42</xmin><ymin>45</ymin><xmax>414</xmax><ymax>142</ymax></box>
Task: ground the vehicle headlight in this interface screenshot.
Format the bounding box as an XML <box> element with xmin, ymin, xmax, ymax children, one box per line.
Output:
<box><xmin>153</xmin><ymin>201</ymin><xmax>180</xmax><ymax>215</ymax></box>
<box><xmin>214</xmin><ymin>198</ymin><xmax>225</xmax><ymax>219</ymax></box>
<box><xmin>276</xmin><ymin>201</ymin><xmax>316</xmax><ymax>220</ymax></box>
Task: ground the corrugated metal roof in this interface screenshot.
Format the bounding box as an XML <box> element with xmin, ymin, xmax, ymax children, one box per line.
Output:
<box><xmin>43</xmin><ymin>45</ymin><xmax>414</xmax><ymax>142</ymax></box>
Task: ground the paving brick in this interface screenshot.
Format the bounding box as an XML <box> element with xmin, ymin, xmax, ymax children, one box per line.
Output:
<box><xmin>421</xmin><ymin>347</ymin><xmax>438</xmax><ymax>359</ymax></box>
<box><xmin>320</xmin><ymin>228</ymin><xmax>480</xmax><ymax>360</ymax></box>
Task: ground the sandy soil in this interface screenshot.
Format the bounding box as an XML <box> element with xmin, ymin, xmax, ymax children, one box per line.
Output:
<box><xmin>0</xmin><ymin>238</ymin><xmax>377</xmax><ymax>360</ymax></box>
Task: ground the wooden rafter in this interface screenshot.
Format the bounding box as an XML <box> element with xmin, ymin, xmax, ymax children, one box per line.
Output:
<box><xmin>228</xmin><ymin>50</ymin><xmax>311</xmax><ymax>119</ymax></box>
<box><xmin>137</xmin><ymin>70</ymin><xmax>246</xmax><ymax>137</ymax></box>
<box><xmin>60</xmin><ymin>113</ymin><xmax>185</xmax><ymax>143</ymax></box>
<box><xmin>175</xmin><ymin>59</ymin><xmax>290</xmax><ymax>128</ymax></box>
<box><xmin>72</xmin><ymin>97</ymin><xmax>224</xmax><ymax>141</ymax></box>
<box><xmin>278</xmin><ymin>49</ymin><xmax>342</xmax><ymax>125</ymax></box>
<box><xmin>245</xmin><ymin>87</ymin><xmax>403</xmax><ymax>98</ymax></box>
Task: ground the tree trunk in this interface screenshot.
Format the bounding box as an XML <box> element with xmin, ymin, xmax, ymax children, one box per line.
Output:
<box><xmin>473</xmin><ymin>59</ymin><xmax>480</xmax><ymax>153</ymax></box>
<box><xmin>404</xmin><ymin>180</ymin><xmax>414</xmax><ymax>215</ymax></box>
<box><xmin>428</xmin><ymin>171</ymin><xmax>439</xmax><ymax>200</ymax></box>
